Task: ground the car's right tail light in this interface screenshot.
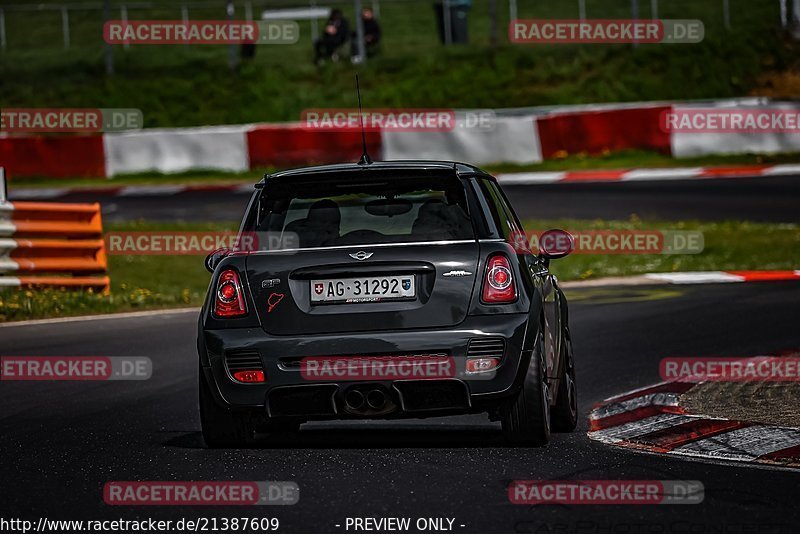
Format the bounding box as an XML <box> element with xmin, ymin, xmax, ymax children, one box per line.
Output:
<box><xmin>213</xmin><ymin>269</ymin><xmax>247</xmax><ymax>318</ymax></box>
<box><xmin>481</xmin><ymin>254</ymin><xmax>516</xmax><ymax>303</ymax></box>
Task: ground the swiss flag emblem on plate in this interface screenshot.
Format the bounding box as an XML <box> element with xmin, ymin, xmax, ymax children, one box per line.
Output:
<box><xmin>314</xmin><ymin>283</ymin><xmax>324</xmax><ymax>295</ymax></box>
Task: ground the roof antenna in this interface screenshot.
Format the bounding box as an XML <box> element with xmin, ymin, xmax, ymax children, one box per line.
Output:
<box><xmin>356</xmin><ymin>75</ymin><xmax>373</xmax><ymax>165</ymax></box>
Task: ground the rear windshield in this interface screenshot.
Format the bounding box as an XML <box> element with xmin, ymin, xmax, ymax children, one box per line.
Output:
<box><xmin>251</xmin><ymin>175</ymin><xmax>474</xmax><ymax>249</ymax></box>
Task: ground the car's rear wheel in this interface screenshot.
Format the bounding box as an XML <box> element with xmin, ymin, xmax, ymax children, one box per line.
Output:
<box><xmin>551</xmin><ymin>328</ymin><xmax>578</xmax><ymax>432</ymax></box>
<box><xmin>501</xmin><ymin>327</ymin><xmax>551</xmax><ymax>446</ymax></box>
<box><xmin>199</xmin><ymin>367</ymin><xmax>257</xmax><ymax>448</ymax></box>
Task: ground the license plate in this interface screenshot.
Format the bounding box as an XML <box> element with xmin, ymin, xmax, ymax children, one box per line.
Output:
<box><xmin>311</xmin><ymin>276</ymin><xmax>416</xmax><ymax>304</ymax></box>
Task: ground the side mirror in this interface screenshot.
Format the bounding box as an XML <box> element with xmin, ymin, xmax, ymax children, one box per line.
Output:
<box><xmin>205</xmin><ymin>247</ymin><xmax>232</xmax><ymax>273</ymax></box>
<box><xmin>538</xmin><ymin>229</ymin><xmax>574</xmax><ymax>260</ymax></box>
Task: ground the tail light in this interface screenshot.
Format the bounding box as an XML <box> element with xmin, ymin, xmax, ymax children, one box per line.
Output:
<box><xmin>481</xmin><ymin>254</ymin><xmax>516</xmax><ymax>303</ymax></box>
<box><xmin>213</xmin><ymin>269</ymin><xmax>247</xmax><ymax>318</ymax></box>
<box><xmin>231</xmin><ymin>370</ymin><xmax>265</xmax><ymax>383</ymax></box>
<box><xmin>466</xmin><ymin>357</ymin><xmax>500</xmax><ymax>374</ymax></box>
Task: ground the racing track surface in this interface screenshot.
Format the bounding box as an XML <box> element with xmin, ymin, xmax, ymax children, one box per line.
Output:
<box><xmin>47</xmin><ymin>174</ymin><xmax>800</xmax><ymax>223</ymax></box>
<box><xmin>2</xmin><ymin>281</ymin><xmax>799</xmax><ymax>532</ymax></box>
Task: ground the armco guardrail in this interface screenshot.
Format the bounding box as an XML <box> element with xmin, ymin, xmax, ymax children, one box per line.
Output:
<box><xmin>0</xmin><ymin>168</ymin><xmax>110</xmax><ymax>291</ymax></box>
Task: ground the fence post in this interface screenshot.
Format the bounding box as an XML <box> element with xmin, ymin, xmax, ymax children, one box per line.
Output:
<box><xmin>651</xmin><ymin>0</ymin><xmax>658</xmax><ymax>19</ymax></box>
<box><xmin>489</xmin><ymin>0</ymin><xmax>498</xmax><ymax>45</ymax></box>
<box><xmin>354</xmin><ymin>0</ymin><xmax>367</xmax><ymax>61</ymax></box>
<box><xmin>779</xmin><ymin>0</ymin><xmax>787</xmax><ymax>27</ymax></box>
<box><xmin>443</xmin><ymin>0</ymin><xmax>452</xmax><ymax>45</ymax></box>
<box><xmin>793</xmin><ymin>0</ymin><xmax>800</xmax><ymax>25</ymax></box>
<box><xmin>61</xmin><ymin>6</ymin><xmax>70</xmax><ymax>49</ymax></box>
<box><xmin>245</xmin><ymin>1</ymin><xmax>253</xmax><ymax>21</ymax></box>
<box><xmin>226</xmin><ymin>0</ymin><xmax>236</xmax><ymax>71</ymax></box>
<box><xmin>723</xmin><ymin>0</ymin><xmax>731</xmax><ymax>29</ymax></box>
<box><xmin>121</xmin><ymin>5</ymin><xmax>130</xmax><ymax>50</ymax></box>
<box><xmin>372</xmin><ymin>0</ymin><xmax>380</xmax><ymax>18</ymax></box>
<box><xmin>509</xmin><ymin>0</ymin><xmax>517</xmax><ymax>26</ymax></box>
<box><xmin>104</xmin><ymin>0</ymin><xmax>114</xmax><ymax>75</ymax></box>
<box><xmin>578</xmin><ymin>0</ymin><xmax>586</xmax><ymax>20</ymax></box>
<box><xmin>630</xmin><ymin>0</ymin><xmax>639</xmax><ymax>47</ymax></box>
<box><xmin>0</xmin><ymin>8</ymin><xmax>6</xmax><ymax>51</ymax></box>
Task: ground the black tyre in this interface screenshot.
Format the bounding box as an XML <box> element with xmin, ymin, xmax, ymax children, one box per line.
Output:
<box><xmin>199</xmin><ymin>367</ymin><xmax>256</xmax><ymax>448</ymax></box>
<box><xmin>501</xmin><ymin>327</ymin><xmax>551</xmax><ymax>446</ymax></box>
<box><xmin>551</xmin><ymin>328</ymin><xmax>578</xmax><ymax>432</ymax></box>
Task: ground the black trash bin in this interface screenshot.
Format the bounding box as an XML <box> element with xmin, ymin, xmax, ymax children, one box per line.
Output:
<box><xmin>433</xmin><ymin>1</ymin><xmax>470</xmax><ymax>44</ymax></box>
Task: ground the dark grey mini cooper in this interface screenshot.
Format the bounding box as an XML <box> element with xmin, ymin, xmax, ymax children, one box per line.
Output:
<box><xmin>198</xmin><ymin>160</ymin><xmax>577</xmax><ymax>447</ymax></box>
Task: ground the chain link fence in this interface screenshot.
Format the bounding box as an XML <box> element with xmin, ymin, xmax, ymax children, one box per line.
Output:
<box><xmin>0</xmin><ymin>0</ymin><xmax>791</xmax><ymax>51</ymax></box>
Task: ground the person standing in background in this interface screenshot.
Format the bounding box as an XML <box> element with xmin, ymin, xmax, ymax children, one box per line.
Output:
<box><xmin>351</xmin><ymin>7</ymin><xmax>381</xmax><ymax>63</ymax></box>
<box><xmin>314</xmin><ymin>9</ymin><xmax>350</xmax><ymax>65</ymax></box>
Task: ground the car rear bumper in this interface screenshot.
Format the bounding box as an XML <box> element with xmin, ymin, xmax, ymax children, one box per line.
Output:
<box><xmin>199</xmin><ymin>313</ymin><xmax>534</xmax><ymax>419</ymax></box>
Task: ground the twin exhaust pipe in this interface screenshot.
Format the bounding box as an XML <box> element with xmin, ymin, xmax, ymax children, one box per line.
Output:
<box><xmin>344</xmin><ymin>388</ymin><xmax>387</xmax><ymax>411</ymax></box>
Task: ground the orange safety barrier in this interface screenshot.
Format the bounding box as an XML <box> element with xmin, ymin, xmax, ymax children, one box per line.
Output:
<box><xmin>0</xmin><ymin>173</ymin><xmax>110</xmax><ymax>291</ymax></box>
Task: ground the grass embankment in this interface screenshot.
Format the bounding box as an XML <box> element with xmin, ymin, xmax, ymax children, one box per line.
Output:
<box><xmin>0</xmin><ymin>0</ymin><xmax>793</xmax><ymax>129</ymax></box>
<box><xmin>1</xmin><ymin>218</ymin><xmax>798</xmax><ymax>322</ymax></box>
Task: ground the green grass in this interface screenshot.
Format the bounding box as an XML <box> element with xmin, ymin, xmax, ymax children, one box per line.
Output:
<box><xmin>0</xmin><ymin>0</ymin><xmax>793</xmax><ymax>129</ymax></box>
<box><xmin>9</xmin><ymin>150</ymin><xmax>800</xmax><ymax>188</ymax></box>
<box><xmin>1</xmin><ymin>217</ymin><xmax>798</xmax><ymax>322</ymax></box>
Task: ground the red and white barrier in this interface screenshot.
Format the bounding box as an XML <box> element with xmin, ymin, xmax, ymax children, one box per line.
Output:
<box><xmin>104</xmin><ymin>125</ymin><xmax>251</xmax><ymax>176</ymax></box>
<box><xmin>496</xmin><ymin>163</ymin><xmax>800</xmax><ymax>184</ymax></box>
<box><xmin>382</xmin><ymin>115</ymin><xmax>541</xmax><ymax>165</ymax></box>
<box><xmin>671</xmin><ymin>101</ymin><xmax>800</xmax><ymax>158</ymax></box>
<box><xmin>2</xmin><ymin>98</ymin><xmax>799</xmax><ymax>178</ymax></box>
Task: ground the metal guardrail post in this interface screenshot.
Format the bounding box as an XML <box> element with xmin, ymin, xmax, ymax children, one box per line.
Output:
<box><xmin>578</xmin><ymin>0</ymin><xmax>586</xmax><ymax>20</ymax></box>
<box><xmin>0</xmin><ymin>168</ymin><xmax>7</xmax><ymax>204</ymax></box>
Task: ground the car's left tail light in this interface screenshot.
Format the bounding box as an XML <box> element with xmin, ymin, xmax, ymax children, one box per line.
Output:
<box><xmin>213</xmin><ymin>269</ymin><xmax>247</xmax><ymax>318</ymax></box>
<box><xmin>481</xmin><ymin>254</ymin><xmax>517</xmax><ymax>303</ymax></box>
